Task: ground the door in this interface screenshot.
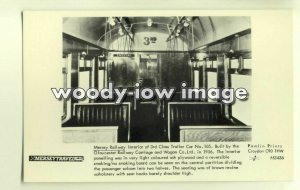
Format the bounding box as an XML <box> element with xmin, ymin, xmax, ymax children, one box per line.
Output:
<box><xmin>130</xmin><ymin>53</ymin><xmax>167</xmax><ymax>142</ymax></box>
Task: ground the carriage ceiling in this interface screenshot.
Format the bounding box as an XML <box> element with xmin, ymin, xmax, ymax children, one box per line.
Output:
<box><xmin>63</xmin><ymin>16</ymin><xmax>250</xmax><ymax>51</ymax></box>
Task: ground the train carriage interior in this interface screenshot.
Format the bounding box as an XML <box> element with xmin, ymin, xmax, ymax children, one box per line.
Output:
<box><xmin>61</xmin><ymin>16</ymin><xmax>252</xmax><ymax>143</ymax></box>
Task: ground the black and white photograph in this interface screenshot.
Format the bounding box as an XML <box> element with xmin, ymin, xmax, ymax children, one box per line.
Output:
<box><xmin>60</xmin><ymin>16</ymin><xmax>252</xmax><ymax>143</ymax></box>
<box><xmin>0</xmin><ymin>0</ymin><xmax>298</xmax><ymax>187</ymax></box>
<box><xmin>22</xmin><ymin>9</ymin><xmax>294</xmax><ymax>183</ymax></box>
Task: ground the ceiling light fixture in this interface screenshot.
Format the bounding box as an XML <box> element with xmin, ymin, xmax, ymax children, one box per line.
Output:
<box><xmin>108</xmin><ymin>17</ymin><xmax>116</xmax><ymax>26</ymax></box>
<box><xmin>183</xmin><ymin>21</ymin><xmax>189</xmax><ymax>27</ymax></box>
<box><xmin>183</xmin><ymin>17</ymin><xmax>191</xmax><ymax>27</ymax></box>
<box><xmin>147</xmin><ymin>18</ymin><xmax>153</xmax><ymax>27</ymax></box>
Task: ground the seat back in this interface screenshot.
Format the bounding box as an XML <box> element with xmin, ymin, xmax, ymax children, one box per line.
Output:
<box><xmin>168</xmin><ymin>102</ymin><xmax>224</xmax><ymax>141</ymax></box>
<box><xmin>72</xmin><ymin>103</ymin><xmax>130</xmax><ymax>142</ymax></box>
